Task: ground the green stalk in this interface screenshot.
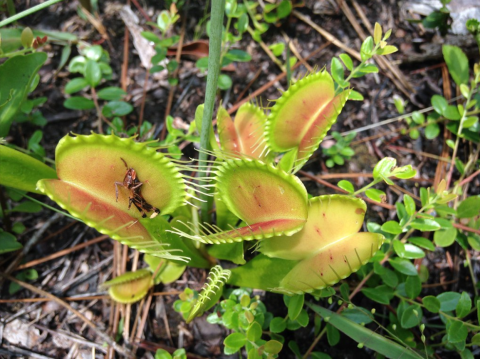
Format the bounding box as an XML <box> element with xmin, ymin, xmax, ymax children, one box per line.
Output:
<box><xmin>198</xmin><ymin>0</ymin><xmax>224</xmax><ymax>223</ymax></box>
<box><xmin>6</xmin><ymin>0</ymin><xmax>16</xmax><ymax>19</ymax></box>
<box><xmin>0</xmin><ymin>0</ymin><xmax>64</xmax><ymax>28</ymax></box>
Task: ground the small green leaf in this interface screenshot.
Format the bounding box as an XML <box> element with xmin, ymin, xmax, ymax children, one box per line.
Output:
<box><xmin>65</xmin><ymin>77</ymin><xmax>89</xmax><ymax>94</ymax></box>
<box><xmin>339</xmin><ymin>53</ymin><xmax>353</xmax><ymax>71</ymax></box>
<box><xmin>141</xmin><ymin>31</ymin><xmax>160</xmax><ymax>43</ymax></box>
<box><xmin>270</xmin><ymin>317</ymin><xmax>287</xmax><ymax>333</ymax></box>
<box><xmin>437</xmin><ymin>292</ymin><xmax>461</xmax><ymax>311</ymax></box>
<box><xmin>412</xmin><ymin>112</ymin><xmax>425</xmax><ymax>125</ymax></box>
<box><xmin>463</xmin><ymin>116</ymin><xmax>478</xmax><ymax>128</ymax></box>
<box><xmin>361</xmin><ymin>285</ymin><xmax>394</xmax><ymax>305</ymax></box>
<box><xmin>225</xmin><ymin>49</ymin><xmax>252</xmax><ymax>62</ymax></box>
<box><xmin>155</xmin><ymin>349</ymin><xmax>172</xmax><ymax>359</ymax></box>
<box><xmin>422</xmin><ymin>296</ymin><xmax>441</xmax><ymax>313</ymax></box>
<box><xmin>224</xmin><ymin>332</ymin><xmax>247</xmax><ymax>351</ymax></box>
<box><xmin>381</xmin><ymin>221</ymin><xmax>403</xmax><ymax>234</ymax></box>
<box><xmin>374</xmin><ymin>23</ymin><xmax>382</xmax><ymax>44</ymax></box>
<box><xmin>408</xmin><ymin>237</ymin><xmax>435</xmax><ymax>251</ymax></box>
<box><xmin>97</xmin><ymin>87</ymin><xmax>127</xmax><ymax>101</ymax></box>
<box><xmin>360</xmin><ymin>36</ymin><xmax>374</xmax><ymax>61</ymax></box>
<box><xmin>85</xmin><ymin>59</ymin><xmax>102</xmax><ymax>87</ymax></box>
<box><xmin>365</xmin><ymin>189</ymin><xmax>385</xmax><ymax>203</ymax></box>
<box><xmin>403</xmin><ymin>195</ymin><xmax>415</xmax><ymax>216</ymax></box>
<box><xmin>337</xmin><ymin>180</ymin><xmax>354</xmax><ymax>193</ymax></box>
<box><xmin>389</xmin><ymin>258</ymin><xmax>418</xmax><ymax>276</ymax></box>
<box><xmin>444</xmin><ymin>105</ymin><xmax>461</xmax><ymax>120</ymax></box>
<box><xmin>405</xmin><ymin>276</ymin><xmax>421</xmax><ymax>299</ymax></box>
<box><xmin>431</xmin><ymin>95</ymin><xmax>448</xmax><ymax>115</ymax></box>
<box><xmin>443</xmin><ymin>45</ymin><xmax>469</xmax><ymax>86</ymax></box>
<box><xmin>0</xmin><ymin>231</ymin><xmax>23</xmax><ymax>254</ymax></box>
<box><xmin>285</xmin><ymin>294</ymin><xmax>304</xmax><ymax>321</ymax></box>
<box><xmin>457</xmin><ymin>196</ymin><xmax>480</xmax><ymax>218</ymax></box>
<box><xmin>348</xmin><ymin>90</ymin><xmax>364</xmax><ymax>101</ymax></box>
<box><xmin>264</xmin><ymin>340</ymin><xmax>283</xmax><ymax>355</ymax></box>
<box><xmin>102</xmin><ymin>101</ymin><xmax>133</xmax><ymax>117</ymax></box>
<box><xmin>83</xmin><ymin>45</ymin><xmax>103</xmax><ymax>61</ymax></box>
<box><xmin>376</xmin><ymin>45</ymin><xmax>397</xmax><ymax>55</ymax></box>
<box><xmin>64</xmin><ymin>96</ymin><xmax>95</xmax><ymax>110</ymax></box>
<box><xmin>400</xmin><ymin>305</ymin><xmax>422</xmax><ymax>329</ymax></box>
<box><xmin>218</xmin><ymin>74</ymin><xmax>233</xmax><ymax>90</ymax></box>
<box><xmin>472</xmin><ymin>334</ymin><xmax>480</xmax><ymax>346</ymax></box>
<box><xmin>331</xmin><ymin>57</ymin><xmax>345</xmax><ymax>84</ymax></box>
<box><xmin>425</xmin><ymin>123</ymin><xmax>440</xmax><ymax>139</ymax></box>
<box><xmin>247</xmin><ymin>322</ymin><xmax>262</xmax><ymax>342</ymax></box>
<box><xmin>373</xmin><ymin>157</ymin><xmax>396</xmax><ymax>180</ymax></box>
<box><xmin>434</xmin><ymin>227</ymin><xmax>457</xmax><ymax>247</ymax></box>
<box><xmin>326</xmin><ymin>323</ymin><xmax>340</xmax><ymax>346</ymax></box>
<box><xmin>410</xmin><ymin>219</ymin><xmax>440</xmax><ymax>231</ymax></box>
<box><xmin>456</xmin><ymin>292</ymin><xmax>472</xmax><ymax>319</ymax></box>
<box><xmin>448</xmin><ymin>320</ymin><xmax>468</xmax><ymax>344</ymax></box>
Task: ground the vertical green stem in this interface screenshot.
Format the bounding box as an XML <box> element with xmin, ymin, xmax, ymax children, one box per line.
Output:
<box><xmin>286</xmin><ymin>41</ymin><xmax>291</xmax><ymax>85</ymax></box>
<box><xmin>198</xmin><ymin>0</ymin><xmax>224</xmax><ymax>223</ymax></box>
<box><xmin>6</xmin><ymin>0</ymin><xmax>16</xmax><ymax>19</ymax></box>
<box><xmin>0</xmin><ymin>0</ymin><xmax>64</xmax><ymax>28</ymax></box>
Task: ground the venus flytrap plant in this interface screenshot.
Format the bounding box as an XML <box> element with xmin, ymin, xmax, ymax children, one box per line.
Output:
<box><xmin>36</xmin><ymin>133</ymin><xmax>197</xmax><ymax>261</ymax></box>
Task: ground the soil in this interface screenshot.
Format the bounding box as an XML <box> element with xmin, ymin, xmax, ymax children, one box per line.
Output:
<box><xmin>1</xmin><ymin>0</ymin><xmax>480</xmax><ymax>358</ymax></box>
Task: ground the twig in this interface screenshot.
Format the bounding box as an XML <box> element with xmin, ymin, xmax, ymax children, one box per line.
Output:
<box><xmin>293</xmin><ymin>10</ymin><xmax>361</xmax><ymax>60</ymax></box>
<box><xmin>3</xmin><ymin>213</ymin><xmax>62</xmax><ymax>277</ymax></box>
<box><xmin>0</xmin><ymin>291</ymin><xmax>181</xmax><ymax>303</ymax></box>
<box><xmin>16</xmin><ymin>235</ymin><xmax>109</xmax><ymax>270</ymax></box>
<box><xmin>281</xmin><ymin>30</ymin><xmax>314</xmax><ymax>72</ymax></box>
<box><xmin>130</xmin><ymin>0</ymin><xmax>153</xmax><ymax>22</ymax></box>
<box><xmin>247</xmin><ymin>27</ymin><xmax>286</xmax><ymax>73</ymax></box>
<box><xmin>0</xmin><ymin>272</ymin><xmax>132</xmax><ymax>357</ymax></box>
<box><xmin>458</xmin><ymin>169</ymin><xmax>480</xmax><ymax>187</ymax></box>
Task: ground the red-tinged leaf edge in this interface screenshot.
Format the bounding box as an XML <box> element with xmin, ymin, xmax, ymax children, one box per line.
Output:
<box><xmin>265</xmin><ymin>71</ymin><xmax>350</xmax><ymax>171</ymax></box>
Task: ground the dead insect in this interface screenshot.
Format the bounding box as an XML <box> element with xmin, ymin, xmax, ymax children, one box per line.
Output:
<box><xmin>115</xmin><ymin>158</ymin><xmax>160</xmax><ymax>219</ymax></box>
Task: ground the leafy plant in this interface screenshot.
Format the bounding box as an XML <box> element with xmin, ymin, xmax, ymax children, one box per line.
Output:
<box><xmin>141</xmin><ymin>4</ymin><xmax>181</xmax><ymax>85</ymax></box>
<box><xmin>3</xmin><ymin>6</ymin><xmax>480</xmax><ymax>358</ymax></box>
<box><xmin>421</xmin><ymin>0</ymin><xmax>452</xmax><ymax>35</ymax></box>
<box><xmin>64</xmin><ymin>45</ymin><xmax>133</xmax><ymax>130</ymax></box>
<box><xmin>322</xmin><ymin>131</ymin><xmax>357</xmax><ymax>168</ymax></box>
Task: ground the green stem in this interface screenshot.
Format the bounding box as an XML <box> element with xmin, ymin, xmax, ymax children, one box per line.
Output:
<box><xmin>0</xmin><ymin>0</ymin><xmax>64</xmax><ymax>28</ymax></box>
<box><xmin>286</xmin><ymin>41</ymin><xmax>291</xmax><ymax>85</ymax></box>
<box><xmin>1</xmin><ymin>47</ymin><xmax>34</xmax><ymax>59</ymax></box>
<box><xmin>198</xmin><ymin>0</ymin><xmax>224</xmax><ymax>224</ymax></box>
<box><xmin>351</xmin><ymin>178</ymin><xmax>381</xmax><ymax>197</ymax></box>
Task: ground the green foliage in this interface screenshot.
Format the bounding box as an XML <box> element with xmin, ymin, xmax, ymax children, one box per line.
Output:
<box><xmin>155</xmin><ymin>348</ymin><xmax>186</xmax><ymax>359</ymax></box>
<box><xmin>0</xmin><ymin>230</ymin><xmax>23</xmax><ymax>254</ymax></box>
<box><xmin>421</xmin><ymin>0</ymin><xmax>451</xmax><ymax>35</ymax></box>
<box><xmin>0</xmin><ymin>52</ymin><xmax>47</xmax><ymax>136</ymax></box>
<box><xmin>9</xmin><ymin>269</ymin><xmax>38</xmax><ymax>294</ymax></box>
<box><xmin>64</xmin><ymin>45</ymin><xmax>133</xmax><ymax>127</ymax></box>
<box><xmin>323</xmin><ymin>131</ymin><xmax>357</xmax><ymax>168</ymax></box>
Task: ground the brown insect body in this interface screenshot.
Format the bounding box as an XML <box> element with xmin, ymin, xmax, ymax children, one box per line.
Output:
<box><xmin>115</xmin><ymin>158</ymin><xmax>160</xmax><ymax>219</ymax></box>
